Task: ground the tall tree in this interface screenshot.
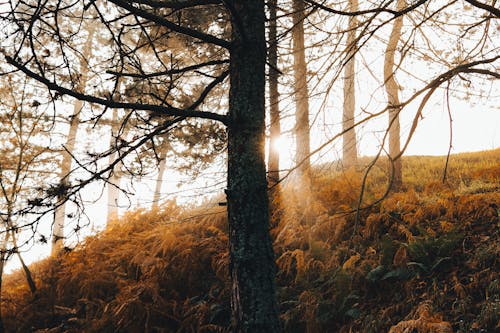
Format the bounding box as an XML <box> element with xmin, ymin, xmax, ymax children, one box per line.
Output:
<box><xmin>151</xmin><ymin>141</ymin><xmax>169</xmax><ymax>210</ymax></box>
<box><xmin>227</xmin><ymin>2</ymin><xmax>280</xmax><ymax>330</ymax></box>
<box><xmin>292</xmin><ymin>0</ymin><xmax>311</xmax><ymax>183</ymax></box>
<box><xmin>384</xmin><ymin>0</ymin><xmax>405</xmax><ymax>191</ymax></box>
<box><xmin>107</xmin><ymin>108</ymin><xmax>122</xmax><ymax>221</ymax></box>
<box><xmin>3</xmin><ymin>0</ymin><xmax>280</xmax><ymax>330</ymax></box>
<box><xmin>267</xmin><ymin>0</ymin><xmax>281</xmax><ymax>186</ymax></box>
<box><xmin>52</xmin><ymin>23</ymin><xmax>96</xmax><ymax>254</ymax></box>
<box><xmin>342</xmin><ymin>0</ymin><xmax>358</xmax><ymax>167</ymax></box>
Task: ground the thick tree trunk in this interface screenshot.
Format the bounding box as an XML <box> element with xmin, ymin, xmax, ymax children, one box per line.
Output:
<box><xmin>267</xmin><ymin>0</ymin><xmax>281</xmax><ymax>186</ymax></box>
<box><xmin>342</xmin><ymin>0</ymin><xmax>359</xmax><ymax>167</ymax></box>
<box><xmin>384</xmin><ymin>0</ymin><xmax>405</xmax><ymax>191</ymax></box>
<box><xmin>52</xmin><ymin>24</ymin><xmax>96</xmax><ymax>254</ymax></box>
<box><xmin>292</xmin><ymin>0</ymin><xmax>311</xmax><ymax>182</ymax></box>
<box><xmin>227</xmin><ymin>1</ymin><xmax>280</xmax><ymax>332</ymax></box>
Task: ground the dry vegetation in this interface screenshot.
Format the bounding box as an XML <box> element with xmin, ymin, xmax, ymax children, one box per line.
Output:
<box><xmin>3</xmin><ymin>149</ymin><xmax>499</xmax><ymax>332</ymax></box>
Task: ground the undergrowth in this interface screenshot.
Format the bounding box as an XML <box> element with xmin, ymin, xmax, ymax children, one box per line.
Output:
<box><xmin>3</xmin><ymin>149</ymin><xmax>499</xmax><ymax>332</ymax></box>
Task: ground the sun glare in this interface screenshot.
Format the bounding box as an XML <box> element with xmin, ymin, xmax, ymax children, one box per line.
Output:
<box><xmin>271</xmin><ymin>136</ymin><xmax>286</xmax><ymax>153</ymax></box>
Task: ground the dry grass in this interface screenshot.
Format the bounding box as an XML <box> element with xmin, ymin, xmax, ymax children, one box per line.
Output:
<box><xmin>3</xmin><ymin>149</ymin><xmax>499</xmax><ymax>332</ymax></box>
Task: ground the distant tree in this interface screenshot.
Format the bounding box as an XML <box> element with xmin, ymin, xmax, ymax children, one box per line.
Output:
<box><xmin>384</xmin><ymin>0</ymin><xmax>405</xmax><ymax>191</ymax></box>
<box><xmin>342</xmin><ymin>0</ymin><xmax>358</xmax><ymax>167</ymax></box>
<box><xmin>267</xmin><ymin>0</ymin><xmax>281</xmax><ymax>186</ymax></box>
<box><xmin>106</xmin><ymin>108</ymin><xmax>122</xmax><ymax>221</ymax></box>
<box><xmin>150</xmin><ymin>120</ymin><xmax>225</xmax><ymax>209</ymax></box>
<box><xmin>52</xmin><ymin>22</ymin><xmax>96</xmax><ymax>254</ymax></box>
<box><xmin>292</xmin><ymin>0</ymin><xmax>311</xmax><ymax>184</ymax></box>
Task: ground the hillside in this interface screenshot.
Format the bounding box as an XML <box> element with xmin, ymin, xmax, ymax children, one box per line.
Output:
<box><xmin>3</xmin><ymin>149</ymin><xmax>499</xmax><ymax>332</ymax></box>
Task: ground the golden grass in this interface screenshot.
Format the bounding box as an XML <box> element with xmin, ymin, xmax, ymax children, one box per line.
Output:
<box><xmin>3</xmin><ymin>149</ymin><xmax>499</xmax><ymax>332</ymax></box>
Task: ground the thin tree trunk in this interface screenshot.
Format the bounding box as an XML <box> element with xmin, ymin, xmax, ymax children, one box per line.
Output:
<box><xmin>8</xmin><ymin>223</ymin><xmax>36</xmax><ymax>294</ymax></box>
<box><xmin>152</xmin><ymin>143</ymin><xmax>168</xmax><ymax>210</ymax></box>
<box><xmin>107</xmin><ymin>108</ymin><xmax>121</xmax><ymax>222</ymax></box>
<box><xmin>16</xmin><ymin>251</ymin><xmax>36</xmax><ymax>294</ymax></box>
<box><xmin>6</xmin><ymin>206</ymin><xmax>36</xmax><ymax>294</ymax></box>
<box><xmin>292</xmin><ymin>0</ymin><xmax>315</xmax><ymax>232</ymax></box>
<box><xmin>342</xmin><ymin>0</ymin><xmax>359</xmax><ymax>167</ymax></box>
<box><xmin>52</xmin><ymin>24</ymin><xmax>96</xmax><ymax>254</ymax></box>
<box><xmin>0</xmin><ymin>231</ymin><xmax>10</xmax><ymax>333</ymax></box>
<box><xmin>227</xmin><ymin>1</ymin><xmax>280</xmax><ymax>331</ymax></box>
<box><xmin>292</xmin><ymin>0</ymin><xmax>311</xmax><ymax>182</ymax></box>
<box><xmin>267</xmin><ymin>0</ymin><xmax>281</xmax><ymax>186</ymax></box>
<box><xmin>384</xmin><ymin>0</ymin><xmax>405</xmax><ymax>191</ymax></box>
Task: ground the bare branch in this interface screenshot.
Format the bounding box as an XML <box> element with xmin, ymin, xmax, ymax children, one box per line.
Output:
<box><xmin>4</xmin><ymin>55</ymin><xmax>229</xmax><ymax>124</ymax></box>
<box><xmin>464</xmin><ymin>0</ymin><xmax>500</xmax><ymax>18</ymax></box>
<box><xmin>108</xmin><ymin>0</ymin><xmax>231</xmax><ymax>48</ymax></box>
<box><xmin>107</xmin><ymin>59</ymin><xmax>229</xmax><ymax>79</ymax></box>
<box><xmin>305</xmin><ymin>0</ymin><xmax>429</xmax><ymax>17</ymax></box>
<box><xmin>130</xmin><ymin>0</ymin><xmax>222</xmax><ymax>10</ymax></box>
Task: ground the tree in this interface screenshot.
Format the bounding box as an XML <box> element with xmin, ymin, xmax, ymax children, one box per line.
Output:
<box><xmin>384</xmin><ymin>0</ymin><xmax>405</xmax><ymax>191</ymax></box>
<box><xmin>2</xmin><ymin>0</ymin><xmax>280</xmax><ymax>330</ymax></box>
<box><xmin>106</xmin><ymin>108</ymin><xmax>122</xmax><ymax>221</ymax></box>
<box><xmin>52</xmin><ymin>22</ymin><xmax>96</xmax><ymax>254</ymax></box>
<box><xmin>292</xmin><ymin>0</ymin><xmax>311</xmax><ymax>183</ymax></box>
<box><xmin>342</xmin><ymin>0</ymin><xmax>358</xmax><ymax>167</ymax></box>
<box><xmin>0</xmin><ymin>75</ymin><xmax>54</xmax><ymax>331</ymax></box>
<box><xmin>151</xmin><ymin>139</ymin><xmax>169</xmax><ymax>209</ymax></box>
<box><xmin>267</xmin><ymin>0</ymin><xmax>281</xmax><ymax>186</ymax></box>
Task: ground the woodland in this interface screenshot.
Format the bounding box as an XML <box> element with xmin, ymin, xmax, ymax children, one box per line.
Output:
<box><xmin>0</xmin><ymin>0</ymin><xmax>498</xmax><ymax>332</ymax></box>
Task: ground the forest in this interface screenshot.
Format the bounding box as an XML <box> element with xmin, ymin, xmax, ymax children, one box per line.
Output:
<box><xmin>0</xmin><ymin>0</ymin><xmax>498</xmax><ymax>332</ymax></box>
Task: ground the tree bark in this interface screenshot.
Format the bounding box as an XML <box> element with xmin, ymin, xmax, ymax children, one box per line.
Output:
<box><xmin>342</xmin><ymin>0</ymin><xmax>359</xmax><ymax>167</ymax></box>
<box><xmin>227</xmin><ymin>1</ymin><xmax>280</xmax><ymax>331</ymax></box>
<box><xmin>267</xmin><ymin>0</ymin><xmax>281</xmax><ymax>186</ymax></box>
<box><xmin>384</xmin><ymin>0</ymin><xmax>405</xmax><ymax>191</ymax></box>
<box><xmin>292</xmin><ymin>0</ymin><xmax>311</xmax><ymax>182</ymax></box>
<box><xmin>52</xmin><ymin>24</ymin><xmax>96</xmax><ymax>254</ymax></box>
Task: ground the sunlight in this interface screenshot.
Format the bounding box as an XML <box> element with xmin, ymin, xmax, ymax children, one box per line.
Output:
<box><xmin>271</xmin><ymin>135</ymin><xmax>286</xmax><ymax>153</ymax></box>
<box><xmin>269</xmin><ymin>135</ymin><xmax>295</xmax><ymax>170</ymax></box>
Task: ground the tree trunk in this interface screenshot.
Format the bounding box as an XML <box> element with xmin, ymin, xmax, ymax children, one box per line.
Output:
<box><xmin>107</xmin><ymin>108</ymin><xmax>121</xmax><ymax>222</ymax></box>
<box><xmin>0</xmin><ymin>232</ymin><xmax>10</xmax><ymax>333</ymax></box>
<box><xmin>227</xmin><ymin>1</ymin><xmax>280</xmax><ymax>331</ymax></box>
<box><xmin>292</xmin><ymin>0</ymin><xmax>311</xmax><ymax>182</ymax></box>
<box><xmin>52</xmin><ymin>24</ymin><xmax>96</xmax><ymax>254</ymax></box>
<box><xmin>152</xmin><ymin>143</ymin><xmax>168</xmax><ymax>210</ymax></box>
<box><xmin>8</xmin><ymin>223</ymin><xmax>36</xmax><ymax>294</ymax></box>
<box><xmin>342</xmin><ymin>0</ymin><xmax>359</xmax><ymax>167</ymax></box>
<box><xmin>16</xmin><ymin>251</ymin><xmax>36</xmax><ymax>294</ymax></box>
<box><xmin>384</xmin><ymin>0</ymin><xmax>405</xmax><ymax>191</ymax></box>
<box><xmin>267</xmin><ymin>0</ymin><xmax>281</xmax><ymax>186</ymax></box>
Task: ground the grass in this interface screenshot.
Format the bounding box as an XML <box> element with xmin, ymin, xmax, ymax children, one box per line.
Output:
<box><xmin>2</xmin><ymin>148</ymin><xmax>499</xmax><ymax>332</ymax></box>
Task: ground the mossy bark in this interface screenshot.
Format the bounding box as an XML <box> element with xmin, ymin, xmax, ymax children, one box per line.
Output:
<box><xmin>227</xmin><ymin>1</ymin><xmax>281</xmax><ymax>332</ymax></box>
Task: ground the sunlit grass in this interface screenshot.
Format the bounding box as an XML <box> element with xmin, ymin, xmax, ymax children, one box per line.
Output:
<box><xmin>3</xmin><ymin>149</ymin><xmax>499</xmax><ymax>332</ymax></box>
